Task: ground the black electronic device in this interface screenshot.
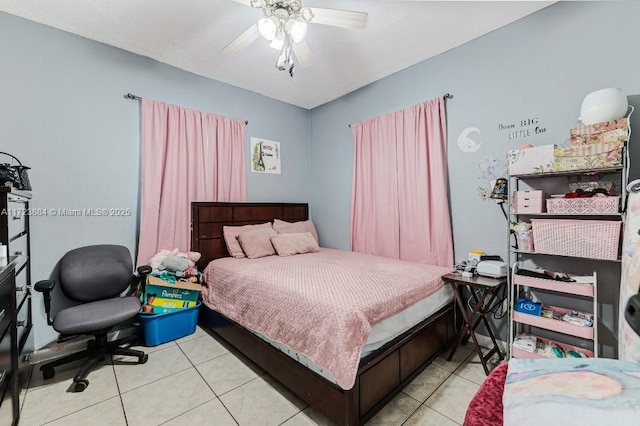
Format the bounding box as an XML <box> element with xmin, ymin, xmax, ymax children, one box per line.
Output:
<box><xmin>480</xmin><ymin>255</ymin><xmax>503</xmax><ymax>262</ymax></box>
<box><xmin>625</xmin><ymin>293</ymin><xmax>640</xmax><ymax>337</ymax></box>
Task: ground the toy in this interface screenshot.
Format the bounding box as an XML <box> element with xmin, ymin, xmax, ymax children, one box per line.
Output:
<box><xmin>162</xmin><ymin>255</ymin><xmax>189</xmax><ymax>272</ymax></box>
<box><xmin>148</xmin><ymin>248</ymin><xmax>201</xmax><ymax>273</ymax></box>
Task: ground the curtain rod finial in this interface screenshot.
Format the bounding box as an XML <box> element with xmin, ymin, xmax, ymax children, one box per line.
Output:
<box><xmin>444</xmin><ymin>93</ymin><xmax>452</xmax><ymax>99</ymax></box>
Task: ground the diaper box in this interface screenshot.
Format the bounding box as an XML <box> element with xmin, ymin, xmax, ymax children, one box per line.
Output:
<box><xmin>142</xmin><ymin>276</ymin><xmax>202</xmax><ymax>313</ymax></box>
<box><xmin>146</xmin><ymin>297</ymin><xmax>198</xmax><ymax>314</ymax></box>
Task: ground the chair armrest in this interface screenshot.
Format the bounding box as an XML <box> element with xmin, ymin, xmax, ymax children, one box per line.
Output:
<box><xmin>34</xmin><ymin>279</ymin><xmax>56</xmax><ymax>293</ymax></box>
<box><xmin>34</xmin><ymin>280</ymin><xmax>56</xmax><ymax>326</ymax></box>
<box><xmin>137</xmin><ymin>265</ymin><xmax>152</xmax><ymax>276</ymax></box>
<box><xmin>130</xmin><ymin>265</ymin><xmax>152</xmax><ymax>299</ymax></box>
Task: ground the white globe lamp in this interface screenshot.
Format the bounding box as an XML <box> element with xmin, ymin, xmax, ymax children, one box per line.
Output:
<box><xmin>579</xmin><ymin>88</ymin><xmax>629</xmax><ymax>125</ymax></box>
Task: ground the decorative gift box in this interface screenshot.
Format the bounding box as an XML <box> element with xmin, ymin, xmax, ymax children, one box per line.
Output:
<box><xmin>507</xmin><ymin>144</ymin><xmax>555</xmax><ymax>176</ymax></box>
<box><xmin>553</xmin><ymin>140</ymin><xmax>623</xmax><ymax>172</ymax></box>
<box><xmin>570</xmin><ymin>117</ymin><xmax>629</xmax><ymax>146</ymax></box>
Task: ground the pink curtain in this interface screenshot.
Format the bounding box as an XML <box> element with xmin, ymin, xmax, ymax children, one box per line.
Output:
<box><xmin>137</xmin><ymin>99</ymin><xmax>246</xmax><ymax>266</ymax></box>
<box><xmin>350</xmin><ymin>97</ymin><xmax>453</xmax><ymax>267</ymax></box>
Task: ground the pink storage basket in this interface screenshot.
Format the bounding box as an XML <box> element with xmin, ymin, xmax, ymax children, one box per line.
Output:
<box><xmin>546</xmin><ymin>196</ymin><xmax>620</xmax><ymax>214</ymax></box>
<box><xmin>531</xmin><ymin>219</ymin><xmax>621</xmax><ymax>260</ymax></box>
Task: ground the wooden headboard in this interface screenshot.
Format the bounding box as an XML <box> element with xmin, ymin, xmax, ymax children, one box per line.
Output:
<box><xmin>190</xmin><ymin>202</ymin><xmax>309</xmax><ymax>268</ymax></box>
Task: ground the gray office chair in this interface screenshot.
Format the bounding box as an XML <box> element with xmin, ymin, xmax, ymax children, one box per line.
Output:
<box><xmin>35</xmin><ymin>244</ymin><xmax>151</xmax><ymax>392</ymax></box>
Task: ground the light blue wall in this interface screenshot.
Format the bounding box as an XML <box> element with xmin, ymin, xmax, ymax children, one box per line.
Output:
<box><xmin>310</xmin><ymin>1</ymin><xmax>640</xmax><ymax>355</ymax></box>
<box><xmin>0</xmin><ymin>12</ymin><xmax>311</xmax><ymax>349</ymax></box>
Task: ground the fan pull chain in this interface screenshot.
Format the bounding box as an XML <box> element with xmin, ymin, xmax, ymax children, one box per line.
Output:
<box><xmin>275</xmin><ymin>35</ymin><xmax>295</xmax><ymax>77</ymax></box>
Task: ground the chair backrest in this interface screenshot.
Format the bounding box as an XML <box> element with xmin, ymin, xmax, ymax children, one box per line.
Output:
<box><xmin>59</xmin><ymin>245</ymin><xmax>134</xmax><ymax>303</ymax></box>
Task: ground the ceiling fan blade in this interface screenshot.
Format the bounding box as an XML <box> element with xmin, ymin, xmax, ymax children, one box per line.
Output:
<box><xmin>291</xmin><ymin>40</ymin><xmax>314</xmax><ymax>68</ymax></box>
<box><xmin>228</xmin><ymin>0</ymin><xmax>253</xmax><ymax>7</ymax></box>
<box><xmin>223</xmin><ymin>23</ymin><xmax>260</xmax><ymax>55</ymax></box>
<box><xmin>309</xmin><ymin>8</ymin><xmax>368</xmax><ymax>30</ymax></box>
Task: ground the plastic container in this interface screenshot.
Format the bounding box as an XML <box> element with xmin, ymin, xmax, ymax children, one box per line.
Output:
<box><xmin>137</xmin><ymin>301</ymin><xmax>201</xmax><ymax>346</ymax></box>
<box><xmin>512</xmin><ymin>304</ymin><xmax>594</xmax><ymax>340</ymax></box>
<box><xmin>516</xmin><ymin>231</ymin><xmax>534</xmax><ymax>252</ymax></box>
<box><xmin>512</xmin><ymin>273</ymin><xmax>594</xmax><ymax>297</ymax></box>
<box><xmin>546</xmin><ymin>196</ymin><xmax>620</xmax><ymax>214</ymax></box>
<box><xmin>511</xmin><ymin>334</ymin><xmax>594</xmax><ymax>359</ymax></box>
<box><xmin>531</xmin><ymin>219</ymin><xmax>621</xmax><ymax>260</ymax></box>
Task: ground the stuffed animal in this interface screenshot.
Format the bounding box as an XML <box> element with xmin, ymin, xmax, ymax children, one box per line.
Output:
<box><xmin>162</xmin><ymin>255</ymin><xmax>189</xmax><ymax>272</ymax></box>
<box><xmin>148</xmin><ymin>249</ymin><xmax>202</xmax><ymax>273</ymax></box>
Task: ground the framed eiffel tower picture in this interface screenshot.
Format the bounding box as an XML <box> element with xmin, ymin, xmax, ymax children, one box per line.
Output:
<box><xmin>251</xmin><ymin>137</ymin><xmax>281</xmax><ymax>174</ymax></box>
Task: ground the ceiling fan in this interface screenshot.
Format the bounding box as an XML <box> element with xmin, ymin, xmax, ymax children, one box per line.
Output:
<box><xmin>225</xmin><ymin>0</ymin><xmax>368</xmax><ymax>76</ymax></box>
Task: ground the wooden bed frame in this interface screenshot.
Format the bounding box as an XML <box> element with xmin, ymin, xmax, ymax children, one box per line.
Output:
<box><xmin>191</xmin><ymin>202</ymin><xmax>457</xmax><ymax>425</ymax></box>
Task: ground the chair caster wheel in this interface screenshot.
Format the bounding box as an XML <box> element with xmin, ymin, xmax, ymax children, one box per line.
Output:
<box><xmin>42</xmin><ymin>368</ymin><xmax>55</xmax><ymax>380</ymax></box>
<box><xmin>74</xmin><ymin>379</ymin><xmax>89</xmax><ymax>392</ymax></box>
<box><xmin>139</xmin><ymin>354</ymin><xmax>148</xmax><ymax>364</ymax></box>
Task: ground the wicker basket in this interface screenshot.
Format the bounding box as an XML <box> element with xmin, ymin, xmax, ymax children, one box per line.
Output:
<box><xmin>531</xmin><ymin>219</ymin><xmax>621</xmax><ymax>260</ymax></box>
<box><xmin>546</xmin><ymin>196</ymin><xmax>620</xmax><ymax>214</ymax></box>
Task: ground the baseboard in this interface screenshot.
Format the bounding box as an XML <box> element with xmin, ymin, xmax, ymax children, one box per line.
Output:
<box><xmin>28</xmin><ymin>325</ymin><xmax>139</xmax><ymax>364</ymax></box>
<box><xmin>473</xmin><ymin>333</ymin><xmax>509</xmax><ymax>357</ymax></box>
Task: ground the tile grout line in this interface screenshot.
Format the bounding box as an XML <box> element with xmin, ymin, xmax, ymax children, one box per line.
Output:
<box><xmin>26</xmin><ymin>336</ymin><xmax>486</xmax><ymax>426</ymax></box>
<box><xmin>418</xmin><ymin>353</ymin><xmax>477</xmax><ymax>425</ymax></box>
<box><xmin>114</xmin><ymin>344</ymin><xmax>194</xmax><ymax>395</ymax></box>
<box><xmin>398</xmin><ymin>391</ymin><xmax>426</xmax><ymax>426</ymax></box>
<box><xmin>179</xmin><ymin>341</ymin><xmax>245</xmax><ymax>425</ymax></box>
<box><xmin>111</xmin><ymin>355</ymin><xmax>130</xmax><ymax>426</ymax></box>
<box><xmin>25</xmin><ymin>360</ymin><xmax>122</xmax><ymax>425</ymax></box>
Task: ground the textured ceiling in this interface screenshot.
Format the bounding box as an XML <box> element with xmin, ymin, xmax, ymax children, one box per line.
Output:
<box><xmin>0</xmin><ymin>0</ymin><xmax>553</xmax><ymax>109</ymax></box>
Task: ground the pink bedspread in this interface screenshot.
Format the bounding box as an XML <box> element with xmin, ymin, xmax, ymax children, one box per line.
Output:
<box><xmin>202</xmin><ymin>248</ymin><xmax>450</xmax><ymax>389</ymax></box>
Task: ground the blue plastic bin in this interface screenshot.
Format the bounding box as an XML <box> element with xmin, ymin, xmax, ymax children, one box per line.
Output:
<box><xmin>137</xmin><ymin>301</ymin><xmax>201</xmax><ymax>346</ymax></box>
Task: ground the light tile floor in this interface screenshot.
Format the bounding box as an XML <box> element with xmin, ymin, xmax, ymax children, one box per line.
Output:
<box><xmin>18</xmin><ymin>327</ymin><xmax>498</xmax><ymax>426</ymax></box>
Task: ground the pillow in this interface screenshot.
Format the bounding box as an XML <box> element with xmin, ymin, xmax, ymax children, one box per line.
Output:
<box><xmin>223</xmin><ymin>222</ymin><xmax>272</xmax><ymax>258</ymax></box>
<box><xmin>272</xmin><ymin>219</ymin><xmax>319</xmax><ymax>243</ymax></box>
<box><xmin>237</xmin><ymin>227</ymin><xmax>277</xmax><ymax>259</ymax></box>
<box><xmin>270</xmin><ymin>232</ymin><xmax>320</xmax><ymax>257</ymax></box>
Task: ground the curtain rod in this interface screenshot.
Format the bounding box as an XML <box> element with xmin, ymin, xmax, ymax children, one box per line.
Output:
<box><xmin>124</xmin><ymin>93</ymin><xmax>249</xmax><ymax>125</ymax></box>
<box><xmin>348</xmin><ymin>93</ymin><xmax>453</xmax><ymax>127</ymax></box>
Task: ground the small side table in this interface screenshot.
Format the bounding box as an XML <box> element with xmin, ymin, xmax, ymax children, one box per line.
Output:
<box><xmin>443</xmin><ymin>272</ymin><xmax>506</xmax><ymax>375</ymax></box>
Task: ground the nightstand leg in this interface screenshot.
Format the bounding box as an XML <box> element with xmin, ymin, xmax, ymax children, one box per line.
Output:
<box><xmin>468</xmin><ymin>288</ymin><xmax>505</xmax><ymax>363</ymax></box>
<box><xmin>447</xmin><ymin>283</ymin><xmax>468</xmax><ymax>361</ymax></box>
<box><xmin>448</xmin><ymin>283</ymin><xmax>501</xmax><ymax>375</ymax></box>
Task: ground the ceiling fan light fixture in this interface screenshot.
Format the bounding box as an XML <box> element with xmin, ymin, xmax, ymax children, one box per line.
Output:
<box><xmin>258</xmin><ymin>17</ymin><xmax>278</xmax><ymax>41</ymax></box>
<box><xmin>286</xmin><ymin>19</ymin><xmax>307</xmax><ymax>43</ymax></box>
<box><xmin>300</xmin><ymin>7</ymin><xmax>314</xmax><ymax>22</ymax></box>
<box><xmin>270</xmin><ymin>30</ymin><xmax>286</xmax><ymax>50</ymax></box>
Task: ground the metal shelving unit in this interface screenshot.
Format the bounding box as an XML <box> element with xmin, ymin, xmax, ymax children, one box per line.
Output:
<box><xmin>507</xmin><ymin>160</ymin><xmax>626</xmax><ymax>360</ymax></box>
